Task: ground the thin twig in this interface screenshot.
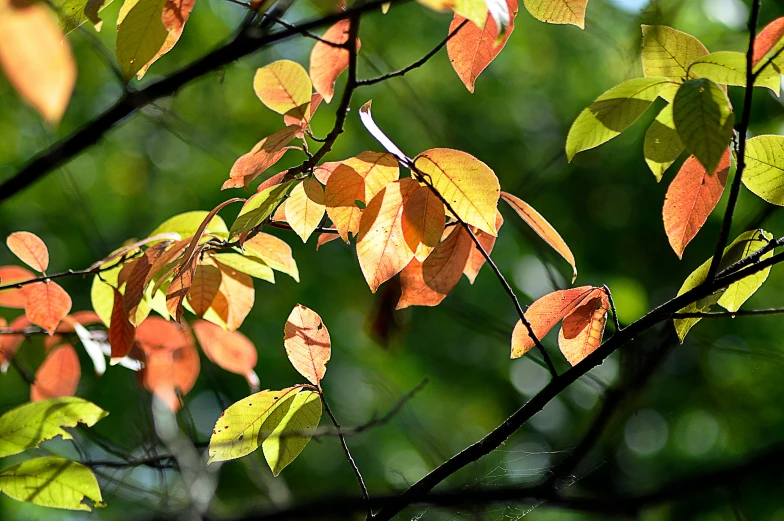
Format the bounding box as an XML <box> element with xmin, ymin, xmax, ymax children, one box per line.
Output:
<box><xmin>602</xmin><ymin>284</ymin><xmax>622</xmax><ymax>334</ymax></box>
<box><xmin>673</xmin><ymin>307</ymin><xmax>784</xmax><ymax>318</ymax></box>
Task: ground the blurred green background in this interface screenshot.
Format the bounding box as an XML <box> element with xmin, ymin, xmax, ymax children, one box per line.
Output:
<box><xmin>2</xmin><ymin>0</ymin><xmax>784</xmax><ymax>519</ymax></box>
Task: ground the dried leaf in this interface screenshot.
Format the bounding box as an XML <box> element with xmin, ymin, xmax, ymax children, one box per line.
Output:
<box><xmin>109</xmin><ymin>287</ymin><xmax>135</xmax><ymax>359</ymax></box>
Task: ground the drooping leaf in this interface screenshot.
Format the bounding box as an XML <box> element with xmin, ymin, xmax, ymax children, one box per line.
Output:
<box><xmin>741</xmin><ymin>135</ymin><xmax>784</xmax><ymax>205</ymax></box>
<box><xmin>402</xmin><ymin>185</ymin><xmax>446</xmax><ymax>262</ymax></box>
<box><xmin>192</xmin><ymin>320</ymin><xmax>259</xmax><ymax>390</ymax></box>
<box><xmin>644</xmin><ymin>103</ymin><xmax>684</xmax><ymax>181</ymax></box>
<box><xmin>500</xmin><ymin>191</ymin><xmax>577</xmax><ymax>281</ymax></box>
<box><xmin>558</xmin><ymin>292</ymin><xmax>608</xmax><ymax>366</ymax></box>
<box><xmin>316</xmin><ymin>232</ymin><xmax>341</xmax><ymax>250</ymax></box>
<box><xmin>254</xmin><ymin>60</ymin><xmax>312</xmax><ymax>120</ymax></box>
<box><xmin>464</xmin><ymin>211</ymin><xmax>503</xmax><ymax>283</ymax></box>
<box><xmin>261</xmin><ymin>389</ymin><xmax>322</xmax><ymax>476</ymax></box>
<box><xmin>243</xmin><ymin>233</ymin><xmax>300</xmax><ymax>282</ymax></box>
<box><xmin>522</xmin><ymin>0</ymin><xmax>587</xmax><ymax>28</ymax></box>
<box><xmin>0</xmin><ymin>457</ymin><xmax>103</xmax><ymax>511</ymax></box>
<box><xmin>511</xmin><ymin>286</ymin><xmax>597</xmax><ymax>358</ymax></box>
<box><xmin>286</xmin><ymin>178</ymin><xmax>326</xmax><ymax>243</ymax></box>
<box><xmin>31</xmin><ymin>344</ymin><xmax>81</xmax><ymax>401</ymax></box>
<box><xmin>179</xmin><ymin>198</ymin><xmax>245</xmax><ymax>272</ymax></box>
<box><xmin>690</xmin><ymin>51</ymin><xmax>780</xmax><ymax>93</ymax></box>
<box><xmin>212</xmin><ymin>261</ymin><xmax>254</xmax><ymax>331</ymax></box>
<box><xmin>223</xmin><ymin>127</ymin><xmax>302</xmax><ymax>190</ymax></box>
<box><xmin>26</xmin><ymin>281</ymin><xmax>72</xmax><ymax>334</ymax></box>
<box><xmin>641</xmin><ymin>25</ymin><xmax>709</xmax><ymax>80</ymax></box>
<box><xmin>186</xmin><ymin>264</ymin><xmax>222</xmax><ymax>317</ymax></box>
<box><xmin>309</xmin><ymin>19</ymin><xmax>359</xmax><ymax>103</ymax></box>
<box><xmin>356</xmin><ymin>178</ymin><xmax>420</xmax><ymax>292</ymax></box>
<box><xmin>397</xmin><ymin>225</ymin><xmax>474</xmax><ymax>309</ymax></box>
<box><xmin>211</xmin><ymin>253</ymin><xmax>274</xmax><ymax>283</ymax></box>
<box><xmin>0</xmin><ymin>266</ymin><xmax>35</xmax><ymax>308</ymax></box>
<box><xmin>0</xmin><ymin>0</ymin><xmax>76</xmax><ymax>123</ymax></box>
<box><xmin>447</xmin><ymin>0</ymin><xmax>518</xmax><ymax>93</ymax></box>
<box><xmin>752</xmin><ymin>17</ymin><xmax>784</xmax><ymax>69</ymax></box>
<box><xmin>6</xmin><ymin>232</ymin><xmax>49</xmax><ymax>273</ymax></box>
<box><xmin>673</xmin><ymin>78</ymin><xmax>734</xmax><ymax>174</ymax></box>
<box><xmin>165</xmin><ymin>252</ymin><xmax>198</xmax><ymax>322</ymax></box>
<box><xmin>284</xmin><ymin>304</ymin><xmax>330</xmax><ymax>386</ymax></box>
<box><xmin>663</xmin><ymin>149</ymin><xmax>730</xmax><ymax>258</ymax></box>
<box><xmin>150</xmin><ymin>211</ymin><xmax>229</xmax><ymax>240</ymax></box>
<box><xmin>565</xmin><ymin>77</ymin><xmax>673</xmax><ymax>161</ymax></box>
<box><xmin>230</xmin><ymin>181</ymin><xmax>295</xmax><ymax>237</ymax></box>
<box><xmin>109</xmin><ymin>287</ymin><xmax>135</xmax><ymax>359</ymax></box>
<box><xmin>124</xmin><ymin>241</ymin><xmax>169</xmax><ymax>325</ymax></box>
<box><xmin>0</xmin><ymin>397</ymin><xmax>107</xmax><ymax>458</ymax></box>
<box><xmin>413</xmin><ymin>148</ymin><xmax>500</xmax><ymax>235</ymax></box>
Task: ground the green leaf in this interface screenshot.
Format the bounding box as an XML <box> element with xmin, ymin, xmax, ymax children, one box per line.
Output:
<box><xmin>741</xmin><ymin>135</ymin><xmax>784</xmax><ymax>205</ymax></box>
<box><xmin>115</xmin><ymin>0</ymin><xmax>168</xmax><ymax>81</ymax></box>
<box><xmin>150</xmin><ymin>211</ymin><xmax>229</xmax><ymax>241</ymax></box>
<box><xmin>673</xmin><ymin>78</ymin><xmax>734</xmax><ymax>174</ymax></box>
<box><xmin>0</xmin><ymin>398</ymin><xmax>108</xmax><ymax>458</ymax></box>
<box><xmin>91</xmin><ymin>262</ymin><xmax>122</xmax><ymax>327</ymax></box>
<box><xmin>0</xmin><ymin>457</ymin><xmax>103</xmax><ymax>511</ymax></box>
<box><xmin>230</xmin><ymin>181</ymin><xmax>294</xmax><ymax>237</ymax></box>
<box><xmin>55</xmin><ymin>0</ymin><xmax>115</xmax><ymax>33</ymax></box>
<box><xmin>641</xmin><ymin>25</ymin><xmax>709</xmax><ymax>80</ymax></box>
<box><xmin>674</xmin><ymin>230</ymin><xmax>772</xmax><ymax>341</ymax></box>
<box><xmin>690</xmin><ymin>51</ymin><xmax>781</xmax><ymax>93</ymax></box>
<box><xmin>213</xmin><ymin>253</ymin><xmax>275</xmax><ymax>283</ymax></box>
<box><xmin>566</xmin><ymin>77</ymin><xmax>674</xmax><ymax>161</ymax></box>
<box><xmin>261</xmin><ymin>390</ymin><xmax>322</xmax><ymax>476</ymax></box>
<box><xmin>644</xmin><ymin>103</ymin><xmax>684</xmax><ymax>181</ymax></box>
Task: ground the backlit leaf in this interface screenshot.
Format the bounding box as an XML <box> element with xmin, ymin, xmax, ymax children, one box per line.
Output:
<box><xmin>0</xmin><ymin>266</ymin><xmax>35</xmax><ymax>308</ymax></box>
<box><xmin>109</xmin><ymin>287</ymin><xmax>135</xmax><ymax>359</ymax></box>
<box><xmin>522</xmin><ymin>0</ymin><xmax>587</xmax><ymax>28</ymax></box>
<box><xmin>230</xmin><ymin>181</ymin><xmax>295</xmax><ymax>237</ymax></box>
<box><xmin>641</xmin><ymin>25</ymin><xmax>709</xmax><ymax>80</ymax></box>
<box><xmin>309</xmin><ymin>20</ymin><xmax>359</xmax><ymax>103</ymax></box>
<box><xmin>284</xmin><ymin>304</ymin><xmax>330</xmax><ymax>386</ymax></box>
<box><xmin>741</xmin><ymin>135</ymin><xmax>784</xmax><ymax>205</ymax></box>
<box><xmin>31</xmin><ymin>344</ymin><xmax>80</xmax><ymax>401</ymax></box>
<box><xmin>26</xmin><ymin>281</ymin><xmax>71</xmax><ymax>334</ymax></box>
<box><xmin>0</xmin><ymin>457</ymin><xmax>103</xmax><ymax>511</ymax></box>
<box><xmin>186</xmin><ymin>264</ymin><xmax>222</xmax><ymax>317</ymax></box>
<box><xmin>752</xmin><ymin>17</ymin><xmax>784</xmax><ymax>69</ymax></box>
<box><xmin>192</xmin><ymin>320</ymin><xmax>259</xmax><ymax>390</ymax></box>
<box><xmin>254</xmin><ymin>60</ymin><xmax>312</xmax><ymax>119</ymax></box>
<box><xmin>644</xmin><ymin>103</ymin><xmax>684</xmax><ymax>181</ymax></box>
<box><xmin>165</xmin><ymin>253</ymin><xmax>198</xmax><ymax>322</ymax></box>
<box><xmin>286</xmin><ymin>178</ymin><xmax>326</xmax><ymax>243</ymax></box>
<box><xmin>464</xmin><ymin>211</ymin><xmax>503</xmax><ymax>283</ymax></box>
<box><xmin>223</xmin><ymin>126</ymin><xmax>301</xmax><ymax>190</ymax></box>
<box><xmin>55</xmin><ymin>0</ymin><xmax>114</xmax><ymax>33</ymax></box>
<box><xmin>262</xmin><ymin>389</ymin><xmax>322</xmax><ymax>476</ymax></box>
<box><xmin>243</xmin><ymin>233</ymin><xmax>300</xmax><ymax>282</ymax></box>
<box><xmin>717</xmin><ymin>230</ymin><xmax>773</xmax><ymax>313</ymax></box>
<box><xmin>402</xmin><ymin>185</ymin><xmax>446</xmax><ymax>262</ymax></box>
<box><xmin>211</xmin><ymin>253</ymin><xmax>274</xmax><ymax>283</ymax></box>
<box><xmin>6</xmin><ymin>232</ymin><xmax>49</xmax><ymax>272</ymax></box>
<box><xmin>212</xmin><ymin>261</ymin><xmax>254</xmax><ymax>331</ymax></box>
<box><xmin>150</xmin><ymin>211</ymin><xmax>229</xmax><ymax>241</ymax></box>
<box><xmin>558</xmin><ymin>292</ymin><xmax>608</xmax><ymax>366</ymax></box>
<box><xmin>690</xmin><ymin>51</ymin><xmax>780</xmax><ymax>93</ymax></box>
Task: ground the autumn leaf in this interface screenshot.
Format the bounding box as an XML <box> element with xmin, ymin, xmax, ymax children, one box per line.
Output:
<box><xmin>317</xmin><ymin>233</ymin><xmax>341</xmax><ymax>250</ymax></box>
<box><xmin>0</xmin><ymin>0</ymin><xmax>76</xmax><ymax>123</ymax></box>
<box><xmin>26</xmin><ymin>281</ymin><xmax>72</xmax><ymax>334</ymax></box>
<box><xmin>223</xmin><ymin>126</ymin><xmax>302</xmax><ymax>190</ymax></box>
<box><xmin>6</xmin><ymin>232</ymin><xmax>49</xmax><ymax>272</ymax></box>
<box><xmin>192</xmin><ymin>320</ymin><xmax>259</xmax><ymax>391</ymax></box>
<box><xmin>511</xmin><ymin>286</ymin><xmax>597</xmax><ymax>358</ymax></box>
<box><xmin>500</xmin><ymin>192</ymin><xmax>577</xmax><ymax>281</ymax></box>
<box><xmin>31</xmin><ymin>344</ymin><xmax>81</xmax><ymax>401</ymax></box>
<box><xmin>166</xmin><ymin>252</ymin><xmax>198</xmax><ymax>323</ymax></box>
<box><xmin>186</xmin><ymin>264</ymin><xmax>222</xmax><ymax>317</ymax></box>
<box><xmin>414</xmin><ymin>148</ymin><xmax>500</xmax><ymax>236</ymax></box>
<box><xmin>283</xmin><ymin>93</ymin><xmax>323</xmax><ymax>128</ymax></box>
<box><xmin>309</xmin><ymin>19</ymin><xmax>359</xmax><ymax>103</ymax></box>
<box><xmin>286</xmin><ymin>178</ymin><xmax>326</xmax><ymax>243</ymax></box>
<box><xmin>558</xmin><ymin>292</ymin><xmax>608</xmax><ymax>366</ymax></box>
<box><xmin>641</xmin><ymin>25</ymin><xmax>709</xmax><ymax>81</ymax></box>
<box><xmin>211</xmin><ymin>261</ymin><xmax>255</xmax><ymax>331</ymax></box>
<box><xmin>447</xmin><ymin>0</ymin><xmax>518</xmax><ymax>93</ymax></box>
<box><xmin>464</xmin><ymin>211</ymin><xmax>503</xmax><ymax>283</ymax></box>
<box><xmin>284</xmin><ymin>304</ymin><xmax>330</xmax><ymax>386</ymax></box>
<box><xmin>150</xmin><ymin>211</ymin><xmax>229</xmax><ymax>240</ymax></box>
<box><xmin>740</xmin><ymin>135</ymin><xmax>784</xmax><ymax>205</ymax></box>
<box><xmin>211</xmin><ymin>253</ymin><xmax>274</xmax><ymax>283</ymax></box>
<box><xmin>254</xmin><ymin>60</ymin><xmax>313</xmax><ymax>119</ymax></box>
<box><xmin>55</xmin><ymin>0</ymin><xmax>114</xmax><ymax>33</ymax></box>
<box><xmin>109</xmin><ymin>287</ymin><xmax>135</xmax><ymax>359</ymax></box>
<box><xmin>523</xmin><ymin>0</ymin><xmax>588</xmax><ymax>29</ymax></box>
<box><xmin>644</xmin><ymin>103</ymin><xmax>684</xmax><ymax>181</ymax></box>
<box><xmin>0</xmin><ymin>316</ymin><xmax>29</xmax><ymax>371</ymax></box>
<box><xmin>0</xmin><ymin>266</ymin><xmax>35</xmax><ymax>308</ymax></box>
<box><xmin>123</xmin><ymin>241</ymin><xmax>169</xmax><ymax>325</ymax></box>
<box><xmin>230</xmin><ymin>181</ymin><xmax>295</xmax><ymax>237</ymax></box>
<box><xmin>402</xmin><ymin>185</ymin><xmax>446</xmax><ymax>261</ymax></box>
<box><xmin>663</xmin><ymin>150</ymin><xmax>730</xmax><ymax>258</ymax></box>
<box><xmin>752</xmin><ymin>17</ymin><xmax>784</xmax><ymax>69</ymax></box>
<box><xmin>356</xmin><ymin>178</ymin><xmax>420</xmax><ymax>292</ymax></box>
<box><xmin>243</xmin><ymin>233</ymin><xmax>300</xmax><ymax>282</ymax></box>
<box><xmin>324</xmin><ymin>152</ymin><xmax>400</xmax><ymax>242</ymax></box>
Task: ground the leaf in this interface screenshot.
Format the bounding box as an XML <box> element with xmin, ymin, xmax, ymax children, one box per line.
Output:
<box><xmin>230</xmin><ymin>181</ymin><xmax>295</xmax><ymax>237</ymax></box>
<box><xmin>192</xmin><ymin>320</ymin><xmax>259</xmax><ymax>390</ymax></box>
<box><xmin>212</xmin><ymin>253</ymin><xmax>274</xmax><ymax>283</ymax></box>
<box><xmin>0</xmin><ymin>266</ymin><xmax>35</xmax><ymax>308</ymax></box>
<box><xmin>414</xmin><ymin>148</ymin><xmax>500</xmax><ymax>235</ymax></box>
<box><xmin>522</xmin><ymin>0</ymin><xmax>587</xmax><ymax>28</ymax></box>
<box><xmin>6</xmin><ymin>232</ymin><xmax>49</xmax><ymax>272</ymax></box>
<box><xmin>109</xmin><ymin>287</ymin><xmax>135</xmax><ymax>359</ymax></box>
<box><xmin>644</xmin><ymin>103</ymin><xmax>684</xmax><ymax>181</ymax></box>
<box><xmin>283</xmin><ymin>304</ymin><xmax>330</xmax><ymax>386</ymax></box>
<box><xmin>417</xmin><ymin>0</ymin><xmax>487</xmax><ymax>28</ymax></box>
<box><xmin>124</xmin><ymin>241</ymin><xmax>169</xmax><ymax>325</ymax></box>
<box><xmin>26</xmin><ymin>281</ymin><xmax>72</xmax><ymax>334</ymax></box>
<box><xmin>717</xmin><ymin>230</ymin><xmax>773</xmax><ymax>313</ymax></box>
<box><xmin>753</xmin><ymin>17</ymin><xmax>784</xmax><ymax>69</ymax></box>
<box><xmin>558</xmin><ymin>292</ymin><xmax>608</xmax><ymax>366</ymax></box>
<box><xmin>356</xmin><ymin>178</ymin><xmax>420</xmax><ymax>292</ymax></box>
<box><xmin>212</xmin><ymin>261</ymin><xmax>255</xmax><ymax>331</ymax></box>
<box><xmin>402</xmin><ymin>186</ymin><xmax>446</xmax><ymax>261</ymax></box>
<box><xmin>286</xmin><ymin>178</ymin><xmax>326</xmax><ymax>243</ymax></box>
<box><xmin>663</xmin><ymin>150</ymin><xmax>730</xmax><ymax>258</ymax></box>
<box><xmin>150</xmin><ymin>211</ymin><xmax>229</xmax><ymax>240</ymax></box>
<box><xmin>208</xmin><ymin>387</ymin><xmax>321</xmax><ymax>470</ymax></box>
<box><xmin>324</xmin><ymin>152</ymin><xmax>400</xmax><ymax>242</ymax></box>
<box><xmin>186</xmin><ymin>264</ymin><xmax>222</xmax><ymax>317</ymax></box>
<box><xmin>464</xmin><ymin>211</ymin><xmax>503</xmax><ymax>283</ymax></box>
<box><xmin>0</xmin><ymin>0</ymin><xmax>76</xmax><ymax>123</ymax></box>
<box><xmin>510</xmin><ymin>286</ymin><xmax>597</xmax><ymax>358</ymax></box>
<box><xmin>673</xmin><ymin>78</ymin><xmax>734</xmax><ymax>174</ymax></box>
<box><xmin>243</xmin><ymin>233</ymin><xmax>300</xmax><ymax>282</ymax></box>
<box><xmin>309</xmin><ymin>19</ymin><xmax>359</xmax><ymax>103</ymax></box>
<box><xmin>283</xmin><ymin>93</ymin><xmax>323</xmax><ymax>128</ymax></box>
<box><xmin>165</xmin><ymin>253</ymin><xmax>198</xmax><ymax>322</ymax></box>
<box><xmin>565</xmin><ymin>77</ymin><xmax>673</xmax><ymax>161</ymax></box>
<box><xmin>741</xmin><ymin>135</ymin><xmax>784</xmax><ymax>205</ymax></box>
<box><xmin>316</xmin><ymin>232</ymin><xmax>341</xmax><ymax>250</ymax></box>
<box><xmin>0</xmin><ymin>457</ymin><xmax>103</xmax><ymax>511</ymax></box>
<box><xmin>55</xmin><ymin>0</ymin><xmax>114</xmax><ymax>33</ymax></box>
<box><xmin>447</xmin><ymin>0</ymin><xmax>519</xmax><ymax>92</ymax></box>
<box><xmin>254</xmin><ymin>60</ymin><xmax>312</xmax><ymax>119</ymax></box>
<box><xmin>397</xmin><ymin>225</ymin><xmax>474</xmax><ymax>309</ymax></box>
<box><xmin>31</xmin><ymin>344</ymin><xmax>81</xmax><ymax>401</ymax></box>
<box><xmin>180</xmin><ymin>198</ymin><xmax>245</xmax><ymax>271</ymax></box>
<box><xmin>0</xmin><ymin>397</ymin><xmax>107</xmax><ymax>458</ymax></box>
<box><xmin>690</xmin><ymin>51</ymin><xmax>780</xmax><ymax>93</ymax></box>
<box><xmin>223</xmin><ymin>127</ymin><xmax>302</xmax><ymax>190</ymax></box>
<box><xmin>500</xmin><ymin>192</ymin><xmax>577</xmax><ymax>281</ymax></box>
<box><xmin>641</xmin><ymin>25</ymin><xmax>709</xmax><ymax>80</ymax></box>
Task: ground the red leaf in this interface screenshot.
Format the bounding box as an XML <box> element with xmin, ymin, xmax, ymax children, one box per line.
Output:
<box><xmin>31</xmin><ymin>343</ymin><xmax>80</xmax><ymax>401</ymax></box>
<box><xmin>0</xmin><ymin>265</ymin><xmax>36</xmax><ymax>308</ymax></box>
<box><xmin>110</xmin><ymin>288</ymin><xmax>135</xmax><ymax>359</ymax></box>
<box><xmin>284</xmin><ymin>304</ymin><xmax>330</xmax><ymax>386</ymax></box>
<box><xmin>663</xmin><ymin>150</ymin><xmax>730</xmax><ymax>258</ymax></box>
<box><xmin>187</xmin><ymin>264</ymin><xmax>222</xmax><ymax>317</ymax></box>
<box><xmin>309</xmin><ymin>19</ymin><xmax>360</xmax><ymax>103</ymax></box>
<box><xmin>192</xmin><ymin>320</ymin><xmax>258</xmax><ymax>389</ymax></box>
<box><xmin>464</xmin><ymin>211</ymin><xmax>503</xmax><ymax>284</ymax></box>
<box><xmin>753</xmin><ymin>17</ymin><xmax>784</xmax><ymax>66</ymax></box>
<box><xmin>6</xmin><ymin>231</ymin><xmax>49</xmax><ymax>272</ymax></box>
<box><xmin>124</xmin><ymin>242</ymin><xmax>169</xmax><ymax>325</ymax></box>
<box><xmin>25</xmin><ymin>281</ymin><xmax>71</xmax><ymax>334</ymax></box>
<box><xmin>558</xmin><ymin>292</ymin><xmax>608</xmax><ymax>366</ymax></box>
<box><xmin>166</xmin><ymin>254</ymin><xmax>199</xmax><ymax>323</ymax></box>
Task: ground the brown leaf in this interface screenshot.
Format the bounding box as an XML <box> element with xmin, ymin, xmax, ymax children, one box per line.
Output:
<box><xmin>284</xmin><ymin>304</ymin><xmax>330</xmax><ymax>386</ymax></box>
<box><xmin>213</xmin><ymin>261</ymin><xmax>254</xmax><ymax>331</ymax></box>
<box><xmin>284</xmin><ymin>93</ymin><xmax>323</xmax><ymax>128</ymax></box>
<box><xmin>124</xmin><ymin>242</ymin><xmax>169</xmax><ymax>325</ymax></box>
<box><xmin>309</xmin><ymin>19</ymin><xmax>360</xmax><ymax>103</ymax></box>
<box><xmin>464</xmin><ymin>211</ymin><xmax>503</xmax><ymax>284</ymax></box>
<box><xmin>25</xmin><ymin>281</ymin><xmax>72</xmax><ymax>334</ymax></box>
<box><xmin>110</xmin><ymin>287</ymin><xmax>135</xmax><ymax>359</ymax></box>
<box><xmin>222</xmin><ymin>126</ymin><xmax>302</xmax><ymax>190</ymax></box>
<box><xmin>166</xmin><ymin>254</ymin><xmax>199</xmax><ymax>323</ymax></box>
<box><xmin>31</xmin><ymin>343</ymin><xmax>80</xmax><ymax>401</ymax></box>
<box><xmin>316</xmin><ymin>232</ymin><xmax>341</xmax><ymax>250</ymax></box>
<box><xmin>186</xmin><ymin>264</ymin><xmax>222</xmax><ymax>317</ymax></box>
<box><xmin>6</xmin><ymin>231</ymin><xmax>49</xmax><ymax>272</ymax></box>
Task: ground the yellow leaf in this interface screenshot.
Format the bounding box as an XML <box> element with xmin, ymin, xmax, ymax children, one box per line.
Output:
<box><xmin>285</xmin><ymin>178</ymin><xmax>326</xmax><ymax>243</ymax></box>
<box><xmin>523</xmin><ymin>0</ymin><xmax>588</xmax><ymax>29</ymax></box>
<box><xmin>254</xmin><ymin>60</ymin><xmax>312</xmax><ymax>118</ymax></box>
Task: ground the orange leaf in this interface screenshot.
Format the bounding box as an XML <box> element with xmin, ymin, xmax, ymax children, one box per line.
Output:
<box><xmin>0</xmin><ymin>315</ymin><xmax>30</xmax><ymax>372</ymax></box>
<box><xmin>213</xmin><ymin>261</ymin><xmax>254</xmax><ymax>331</ymax></box>
<box><xmin>243</xmin><ymin>232</ymin><xmax>300</xmax><ymax>282</ymax></box>
<box><xmin>286</xmin><ymin>178</ymin><xmax>326</xmax><ymax>242</ymax></box>
<box><xmin>397</xmin><ymin>224</ymin><xmax>474</xmax><ymax>309</ymax></box>
<box><xmin>356</xmin><ymin>178</ymin><xmax>420</xmax><ymax>292</ymax></box>
<box><xmin>0</xmin><ymin>265</ymin><xmax>35</xmax><ymax>308</ymax></box>
<box><xmin>663</xmin><ymin>150</ymin><xmax>730</xmax><ymax>259</ymax></box>
<box><xmin>510</xmin><ymin>286</ymin><xmax>597</xmax><ymax>358</ymax></box>
<box><xmin>257</xmin><ymin>172</ymin><xmax>289</xmax><ymax>193</ymax></box>
<box><xmin>313</xmin><ymin>160</ymin><xmax>343</xmax><ymax>184</ymax></box>
<box><xmin>325</xmin><ymin>152</ymin><xmax>400</xmax><ymax>242</ymax></box>
<box><xmin>192</xmin><ymin>320</ymin><xmax>258</xmax><ymax>388</ymax></box>
<box><xmin>284</xmin><ymin>93</ymin><xmax>323</xmax><ymax>128</ymax></box>
<box><xmin>187</xmin><ymin>264</ymin><xmax>222</xmax><ymax>317</ymax></box>
<box><xmin>558</xmin><ymin>292</ymin><xmax>608</xmax><ymax>366</ymax></box>
<box><xmin>0</xmin><ymin>0</ymin><xmax>76</xmax><ymax>123</ymax></box>
<box><xmin>222</xmin><ymin>126</ymin><xmax>302</xmax><ymax>190</ymax></box>
<box><xmin>317</xmin><ymin>232</ymin><xmax>341</xmax><ymax>250</ymax></box>
<box><xmin>31</xmin><ymin>343</ymin><xmax>80</xmax><ymax>401</ymax></box>
<box><xmin>402</xmin><ymin>186</ymin><xmax>446</xmax><ymax>262</ymax></box>
<box><xmin>500</xmin><ymin>191</ymin><xmax>577</xmax><ymax>282</ymax></box>
<box><xmin>6</xmin><ymin>231</ymin><xmax>49</xmax><ymax>272</ymax></box>
<box><xmin>25</xmin><ymin>281</ymin><xmax>72</xmax><ymax>334</ymax></box>
<box><xmin>309</xmin><ymin>19</ymin><xmax>360</xmax><ymax>103</ymax></box>
<box><xmin>166</xmin><ymin>254</ymin><xmax>198</xmax><ymax>323</ymax></box>
<box><xmin>447</xmin><ymin>0</ymin><xmax>518</xmax><ymax>92</ymax></box>
<box><xmin>284</xmin><ymin>304</ymin><xmax>330</xmax><ymax>386</ymax></box>
<box><xmin>124</xmin><ymin>242</ymin><xmax>169</xmax><ymax>324</ymax></box>
<box><xmin>464</xmin><ymin>211</ymin><xmax>503</xmax><ymax>284</ymax></box>
<box><xmin>110</xmin><ymin>287</ymin><xmax>135</xmax><ymax>359</ymax></box>
<box><xmin>753</xmin><ymin>17</ymin><xmax>784</xmax><ymax>66</ymax></box>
